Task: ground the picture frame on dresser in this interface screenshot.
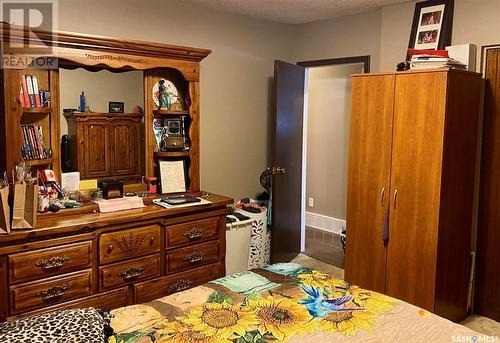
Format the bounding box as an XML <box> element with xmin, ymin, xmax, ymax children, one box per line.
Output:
<box><xmin>108</xmin><ymin>101</ymin><xmax>124</xmax><ymax>113</ymax></box>
<box><xmin>157</xmin><ymin>159</ymin><xmax>188</xmax><ymax>194</ymax></box>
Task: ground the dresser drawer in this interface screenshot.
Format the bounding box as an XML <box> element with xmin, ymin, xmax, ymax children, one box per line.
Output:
<box><xmin>8</xmin><ymin>287</ymin><xmax>130</xmax><ymax>321</ymax></box>
<box><xmin>166</xmin><ymin>217</ymin><xmax>219</xmax><ymax>249</ymax></box>
<box><xmin>99</xmin><ymin>254</ymin><xmax>160</xmax><ymax>291</ymax></box>
<box><xmin>9</xmin><ymin>269</ymin><xmax>92</xmax><ymax>314</ymax></box>
<box><xmin>8</xmin><ymin>241</ymin><xmax>93</xmax><ymax>284</ymax></box>
<box><xmin>167</xmin><ymin>240</ymin><xmax>220</xmax><ymax>273</ymax></box>
<box><xmin>134</xmin><ymin>262</ymin><xmax>223</xmax><ymax>304</ymax></box>
<box><xmin>99</xmin><ymin>225</ymin><xmax>161</xmax><ymax>265</ymax></box>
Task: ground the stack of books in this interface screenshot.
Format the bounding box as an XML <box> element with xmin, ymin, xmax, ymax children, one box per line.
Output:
<box><xmin>19</xmin><ymin>75</ymin><xmax>51</xmax><ymax>108</ymax></box>
<box><xmin>20</xmin><ymin>124</ymin><xmax>49</xmax><ymax>160</ymax></box>
<box><xmin>410</xmin><ymin>55</ymin><xmax>467</xmax><ymax>70</ymax></box>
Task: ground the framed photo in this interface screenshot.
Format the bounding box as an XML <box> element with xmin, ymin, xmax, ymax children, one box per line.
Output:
<box><xmin>157</xmin><ymin>159</ymin><xmax>188</xmax><ymax>194</ymax></box>
<box><xmin>408</xmin><ymin>0</ymin><xmax>454</xmax><ymax>52</ymax></box>
<box><xmin>109</xmin><ymin>101</ymin><xmax>124</xmax><ymax>113</ymax></box>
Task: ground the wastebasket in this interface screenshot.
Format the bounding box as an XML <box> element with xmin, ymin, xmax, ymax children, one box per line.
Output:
<box><xmin>225</xmin><ymin>203</ymin><xmax>269</xmax><ymax>275</ymax></box>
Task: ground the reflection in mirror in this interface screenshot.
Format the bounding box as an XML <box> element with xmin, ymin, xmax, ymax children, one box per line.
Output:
<box><xmin>59</xmin><ymin>68</ymin><xmax>145</xmax><ymax>179</ymax></box>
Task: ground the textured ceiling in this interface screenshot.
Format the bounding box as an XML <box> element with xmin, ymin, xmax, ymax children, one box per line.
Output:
<box><xmin>182</xmin><ymin>0</ymin><xmax>412</xmax><ymax>24</ymax></box>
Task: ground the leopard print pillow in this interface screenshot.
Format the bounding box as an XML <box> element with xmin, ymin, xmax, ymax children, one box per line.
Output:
<box><xmin>0</xmin><ymin>307</ymin><xmax>112</xmax><ymax>343</ymax></box>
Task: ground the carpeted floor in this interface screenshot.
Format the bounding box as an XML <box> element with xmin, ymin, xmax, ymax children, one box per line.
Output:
<box><xmin>291</xmin><ymin>253</ymin><xmax>500</xmax><ymax>338</ymax></box>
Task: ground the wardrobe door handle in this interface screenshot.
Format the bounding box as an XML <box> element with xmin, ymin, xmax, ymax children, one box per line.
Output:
<box><xmin>380</xmin><ymin>187</ymin><xmax>385</xmax><ymax>207</ymax></box>
<box><xmin>393</xmin><ymin>190</ymin><xmax>398</xmax><ymax>209</ymax></box>
<box><xmin>382</xmin><ymin>207</ymin><xmax>390</xmax><ymax>243</ymax></box>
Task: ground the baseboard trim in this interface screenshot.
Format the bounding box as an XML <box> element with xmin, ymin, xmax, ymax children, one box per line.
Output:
<box><xmin>306</xmin><ymin>212</ymin><xmax>345</xmax><ymax>235</ymax></box>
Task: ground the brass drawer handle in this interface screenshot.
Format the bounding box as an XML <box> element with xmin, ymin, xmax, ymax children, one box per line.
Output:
<box><xmin>35</xmin><ymin>256</ymin><xmax>70</xmax><ymax>271</ymax></box>
<box><xmin>34</xmin><ymin>283</ymin><xmax>71</xmax><ymax>302</ymax></box>
<box><xmin>183</xmin><ymin>228</ymin><xmax>205</xmax><ymax>240</ymax></box>
<box><xmin>184</xmin><ymin>251</ymin><xmax>205</xmax><ymax>264</ymax></box>
<box><xmin>169</xmin><ymin>279</ymin><xmax>193</xmax><ymax>292</ymax></box>
<box><xmin>107</xmin><ymin>245</ymin><xmax>114</xmax><ymax>253</ymax></box>
<box><xmin>117</xmin><ymin>266</ymin><xmax>145</xmax><ymax>281</ymax></box>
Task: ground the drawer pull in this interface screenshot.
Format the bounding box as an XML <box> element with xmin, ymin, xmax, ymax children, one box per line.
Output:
<box><xmin>150</xmin><ymin>236</ymin><xmax>156</xmax><ymax>245</ymax></box>
<box><xmin>107</xmin><ymin>245</ymin><xmax>114</xmax><ymax>253</ymax></box>
<box><xmin>183</xmin><ymin>228</ymin><xmax>205</xmax><ymax>240</ymax></box>
<box><xmin>35</xmin><ymin>256</ymin><xmax>70</xmax><ymax>271</ymax></box>
<box><xmin>169</xmin><ymin>279</ymin><xmax>193</xmax><ymax>292</ymax></box>
<box><xmin>184</xmin><ymin>251</ymin><xmax>205</xmax><ymax>264</ymax></box>
<box><xmin>33</xmin><ymin>283</ymin><xmax>71</xmax><ymax>302</ymax></box>
<box><xmin>117</xmin><ymin>266</ymin><xmax>145</xmax><ymax>281</ymax></box>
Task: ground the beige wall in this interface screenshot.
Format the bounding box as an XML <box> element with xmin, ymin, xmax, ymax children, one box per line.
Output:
<box><xmin>55</xmin><ymin>0</ymin><xmax>500</xmax><ymax>203</ymax></box>
<box><xmin>294</xmin><ymin>10</ymin><xmax>383</xmax><ymax>71</ymax></box>
<box><xmin>294</xmin><ymin>0</ymin><xmax>500</xmax><ymax>73</ymax></box>
<box><xmin>380</xmin><ymin>0</ymin><xmax>500</xmax><ymax>72</ymax></box>
<box><xmin>305</xmin><ymin>64</ymin><xmax>364</xmax><ymax>220</ymax></box>
<box><xmin>59</xmin><ymin>69</ymin><xmax>143</xmax><ymax>135</ymax></box>
<box><xmin>58</xmin><ymin>0</ymin><xmax>295</xmax><ymax>202</ymax></box>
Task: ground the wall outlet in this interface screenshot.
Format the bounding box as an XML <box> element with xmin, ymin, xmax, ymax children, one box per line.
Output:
<box><xmin>308</xmin><ymin>197</ymin><xmax>314</xmax><ymax>208</ymax></box>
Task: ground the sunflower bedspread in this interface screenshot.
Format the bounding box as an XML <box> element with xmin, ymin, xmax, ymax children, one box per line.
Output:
<box><xmin>109</xmin><ymin>263</ymin><xmax>481</xmax><ymax>343</ymax></box>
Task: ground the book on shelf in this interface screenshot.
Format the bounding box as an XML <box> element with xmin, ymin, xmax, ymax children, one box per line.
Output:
<box><xmin>18</xmin><ymin>75</ymin><xmax>50</xmax><ymax>109</ymax></box>
<box><xmin>25</xmin><ymin>75</ymin><xmax>36</xmax><ymax>107</ymax></box>
<box><xmin>20</xmin><ymin>75</ymin><xmax>30</xmax><ymax>108</ymax></box>
<box><xmin>20</xmin><ymin>124</ymin><xmax>49</xmax><ymax>160</ymax></box>
<box><xmin>31</xmin><ymin>75</ymin><xmax>41</xmax><ymax>108</ymax></box>
<box><xmin>40</xmin><ymin>90</ymin><xmax>51</xmax><ymax>108</ymax></box>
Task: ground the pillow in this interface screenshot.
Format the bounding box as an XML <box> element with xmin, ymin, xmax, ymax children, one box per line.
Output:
<box><xmin>0</xmin><ymin>307</ymin><xmax>112</xmax><ymax>343</ymax></box>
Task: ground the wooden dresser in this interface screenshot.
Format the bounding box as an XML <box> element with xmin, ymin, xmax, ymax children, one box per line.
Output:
<box><xmin>0</xmin><ymin>194</ymin><xmax>232</xmax><ymax>321</ymax></box>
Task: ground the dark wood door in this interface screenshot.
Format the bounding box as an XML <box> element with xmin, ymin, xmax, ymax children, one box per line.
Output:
<box><xmin>110</xmin><ymin>120</ymin><xmax>138</xmax><ymax>176</ymax></box>
<box><xmin>386</xmin><ymin>72</ymin><xmax>447</xmax><ymax>312</ymax></box>
<box><xmin>83</xmin><ymin>120</ymin><xmax>111</xmax><ymax>178</ymax></box>
<box><xmin>475</xmin><ymin>48</ymin><xmax>500</xmax><ymax>321</ymax></box>
<box><xmin>271</xmin><ymin>60</ymin><xmax>305</xmax><ymax>263</ymax></box>
<box><xmin>344</xmin><ymin>75</ymin><xmax>395</xmax><ymax>294</ymax></box>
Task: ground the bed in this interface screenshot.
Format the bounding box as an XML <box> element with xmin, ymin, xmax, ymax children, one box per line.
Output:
<box><xmin>106</xmin><ymin>263</ymin><xmax>481</xmax><ymax>343</ymax></box>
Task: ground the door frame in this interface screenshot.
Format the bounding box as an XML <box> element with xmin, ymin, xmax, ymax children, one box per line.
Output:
<box><xmin>298</xmin><ymin>55</ymin><xmax>371</xmax><ymax>71</ymax></box>
<box><xmin>296</xmin><ymin>55</ymin><xmax>370</xmax><ymax>253</ymax></box>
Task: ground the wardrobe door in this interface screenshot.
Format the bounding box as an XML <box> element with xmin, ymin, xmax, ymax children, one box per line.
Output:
<box><xmin>345</xmin><ymin>75</ymin><xmax>395</xmax><ymax>293</ymax></box>
<box><xmin>83</xmin><ymin>119</ymin><xmax>112</xmax><ymax>178</ymax></box>
<box><xmin>110</xmin><ymin>119</ymin><xmax>138</xmax><ymax>176</ymax></box>
<box><xmin>386</xmin><ymin>72</ymin><xmax>447</xmax><ymax>311</ymax></box>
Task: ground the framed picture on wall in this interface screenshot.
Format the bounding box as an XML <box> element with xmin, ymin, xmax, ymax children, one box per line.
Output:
<box><xmin>408</xmin><ymin>0</ymin><xmax>454</xmax><ymax>52</ymax></box>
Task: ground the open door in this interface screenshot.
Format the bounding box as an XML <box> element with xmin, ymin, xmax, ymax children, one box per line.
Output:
<box><xmin>271</xmin><ymin>60</ymin><xmax>305</xmax><ymax>263</ymax></box>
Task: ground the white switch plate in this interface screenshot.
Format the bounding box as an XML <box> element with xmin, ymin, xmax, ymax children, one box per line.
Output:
<box><xmin>308</xmin><ymin>197</ymin><xmax>314</xmax><ymax>207</ymax></box>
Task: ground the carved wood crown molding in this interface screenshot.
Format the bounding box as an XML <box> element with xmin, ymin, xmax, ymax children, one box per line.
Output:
<box><xmin>0</xmin><ymin>23</ymin><xmax>211</xmax><ymax>62</ymax></box>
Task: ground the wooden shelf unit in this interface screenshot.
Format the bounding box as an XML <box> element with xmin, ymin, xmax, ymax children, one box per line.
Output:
<box><xmin>0</xmin><ymin>24</ymin><xmax>208</xmax><ymax>192</ymax></box>
<box><xmin>1</xmin><ymin>68</ymin><xmax>60</xmax><ymax>176</ymax></box>
<box><xmin>22</xmin><ymin>107</ymin><xmax>51</xmax><ymax>114</ymax></box>
<box><xmin>145</xmin><ymin>69</ymin><xmax>200</xmax><ymax>192</ymax></box>
<box><xmin>152</xmin><ymin>109</ymin><xmax>189</xmax><ymax>116</ymax></box>
<box><xmin>154</xmin><ymin>151</ymin><xmax>190</xmax><ymax>158</ymax></box>
<box><xmin>25</xmin><ymin>158</ymin><xmax>54</xmax><ymax>167</ymax></box>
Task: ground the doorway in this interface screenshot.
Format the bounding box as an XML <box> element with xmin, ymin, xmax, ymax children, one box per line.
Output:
<box><xmin>299</xmin><ymin>57</ymin><xmax>368</xmax><ymax>268</ymax></box>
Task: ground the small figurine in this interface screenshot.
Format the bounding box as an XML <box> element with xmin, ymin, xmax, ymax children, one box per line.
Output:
<box><xmin>157</xmin><ymin>80</ymin><xmax>170</xmax><ymax>109</ymax></box>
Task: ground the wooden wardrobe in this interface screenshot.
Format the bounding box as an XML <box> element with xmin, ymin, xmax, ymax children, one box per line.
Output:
<box><xmin>345</xmin><ymin>69</ymin><xmax>481</xmax><ymax>322</ymax></box>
